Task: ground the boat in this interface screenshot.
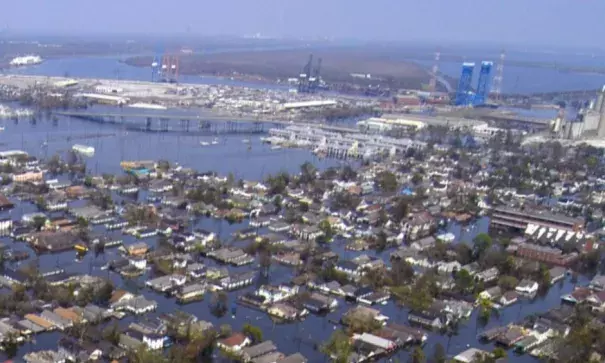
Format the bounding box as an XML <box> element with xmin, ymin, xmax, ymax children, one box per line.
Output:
<box><xmin>200</xmin><ymin>141</ymin><xmax>210</xmax><ymax>146</ymax></box>
<box><xmin>271</xmin><ymin>145</ymin><xmax>282</xmax><ymax>150</ymax></box>
<box><xmin>436</xmin><ymin>232</ymin><xmax>456</xmax><ymax>243</ymax></box>
<box><xmin>9</xmin><ymin>55</ymin><xmax>43</xmax><ymax>67</ymax></box>
<box><xmin>211</xmin><ymin>138</ymin><xmax>219</xmax><ymax>145</ymax></box>
<box><xmin>0</xmin><ymin>127</ymin><xmax>5</xmax><ymax>131</ymax></box>
<box><xmin>72</xmin><ymin>144</ymin><xmax>95</xmax><ymax>157</ymax></box>
<box><xmin>242</xmin><ymin>139</ymin><xmax>251</xmax><ymax>144</ymax></box>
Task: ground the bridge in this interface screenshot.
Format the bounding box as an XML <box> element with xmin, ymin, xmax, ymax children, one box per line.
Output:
<box><xmin>52</xmin><ymin>110</ymin><xmax>356</xmax><ymax>134</ymax></box>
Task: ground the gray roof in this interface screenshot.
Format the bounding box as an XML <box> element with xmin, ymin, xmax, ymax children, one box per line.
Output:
<box><xmin>277</xmin><ymin>353</ymin><xmax>307</xmax><ymax>363</ymax></box>
<box><xmin>242</xmin><ymin>340</ymin><xmax>277</xmax><ymax>359</ymax></box>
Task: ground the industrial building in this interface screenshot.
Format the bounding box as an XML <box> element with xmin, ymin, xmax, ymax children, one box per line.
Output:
<box><xmin>357</xmin><ymin>117</ymin><xmax>426</xmax><ymax>134</ymax></box>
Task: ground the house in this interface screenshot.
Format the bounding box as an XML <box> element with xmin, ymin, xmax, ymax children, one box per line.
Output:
<box><xmin>453</xmin><ymin>348</ymin><xmax>491</xmax><ymax>363</ymax></box>
<box><xmin>500</xmin><ymin>291</ymin><xmax>519</xmax><ymax>306</ymax></box>
<box><xmin>267</xmin><ymin>303</ymin><xmax>306</xmax><ymax>320</ymax></box>
<box><xmin>410</xmin><ymin>236</ymin><xmax>436</xmax><ymax>251</ymax></box>
<box><xmin>217</xmin><ymin>332</ymin><xmax>251</xmax><ymax>352</ymax></box>
<box><xmin>277</xmin><ymin>353</ymin><xmax>307</xmax><ymax>363</ymax></box>
<box><xmin>127</xmin><ymin>329</ymin><xmax>164</xmax><ymax>350</ymax></box>
<box><xmin>220</xmin><ymin>271</ymin><xmax>255</xmax><ymax>291</ymax></box>
<box><xmin>186</xmin><ymin>263</ymin><xmax>206</xmax><ymax>279</ymax></box>
<box><xmin>587</xmin><ymin>291</ymin><xmax>605</xmax><ymax>311</ymax></box>
<box><xmin>41</xmin><ymin>310</ymin><xmax>73</xmax><ymax>330</ymax></box>
<box><xmin>241</xmin><ymin>340</ymin><xmax>277</xmax><ymax>362</ymax></box>
<box><xmin>193</xmin><ymin>229</ymin><xmax>216</xmax><ymax>246</ymax></box>
<box><xmin>334</xmin><ymin>260</ymin><xmax>364</xmax><ymax>279</ymax></box>
<box><xmin>402</xmin><ymin>211</ymin><xmax>435</xmax><ymax>241</ymax></box>
<box><xmin>478</xmin><ymin>286</ymin><xmax>502</xmax><ymax>302</ymax></box>
<box><xmin>146</xmin><ymin>274</ymin><xmax>187</xmax><ymax>293</ymax></box>
<box><xmin>0</xmin><ymin>218</ymin><xmax>12</xmax><ymax>233</ymax></box>
<box><xmin>129</xmin><ymin>257</ymin><xmax>147</xmax><ymax>270</ymax></box>
<box><xmin>589</xmin><ymin>275</ymin><xmax>605</xmax><ymax>291</ymax></box>
<box><xmin>126</xmin><ymin>242</ymin><xmax>149</xmax><ymax>256</ymax></box>
<box><xmin>516</xmin><ymin>279</ymin><xmax>539</xmax><ymax>295</ymax></box>
<box><xmin>475</xmin><ymin>267</ymin><xmax>500</xmax><ymax>283</ymax></box>
<box><xmin>209</xmin><ymin>248</ymin><xmax>254</xmax><ymax>266</ymax></box>
<box><xmin>549</xmin><ymin>266</ymin><xmax>567</xmax><ymax>284</ymax></box>
<box><xmin>353</xmin><ymin>332</ymin><xmax>397</xmax><ymax>352</ymax></box>
<box><xmin>408</xmin><ymin>308</ymin><xmax>448</xmax><ymax>330</ymax></box>
<box><xmin>257</xmin><ymin>284</ymin><xmax>299</xmax><ymax>304</ymax></box>
<box><xmin>176</xmin><ymin>282</ymin><xmax>207</xmax><ymax>303</ymax></box>
<box><xmin>301</xmin><ymin>292</ymin><xmax>338</xmax><ymax>313</ymax></box>
<box><xmin>112</xmin><ymin>295</ymin><xmax>157</xmax><ymax>315</ymax></box>
<box><xmin>149</xmin><ymin>179</ymin><xmax>173</xmax><ymax>193</ymax></box>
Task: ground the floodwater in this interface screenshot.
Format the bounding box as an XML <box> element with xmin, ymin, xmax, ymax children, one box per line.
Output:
<box><xmin>0</xmin><ymin>57</ymin><xmax>589</xmax><ymax>362</ymax></box>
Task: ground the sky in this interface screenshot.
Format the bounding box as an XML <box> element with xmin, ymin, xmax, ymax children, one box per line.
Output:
<box><xmin>4</xmin><ymin>0</ymin><xmax>605</xmax><ymax>48</ymax></box>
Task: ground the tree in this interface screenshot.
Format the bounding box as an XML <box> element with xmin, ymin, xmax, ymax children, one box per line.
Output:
<box><xmin>498</xmin><ymin>275</ymin><xmax>519</xmax><ymax>291</ymax></box>
<box><xmin>411</xmin><ymin>172</ymin><xmax>424</xmax><ymax>186</ymax></box>
<box><xmin>157</xmin><ymin>160</ymin><xmax>170</xmax><ymax>171</ymax></box>
<box><xmin>432</xmin><ymin>343</ymin><xmax>446</xmax><ymax>363</ymax></box>
<box><xmin>392</xmin><ymin>198</ymin><xmax>410</xmax><ymax>223</ymax></box>
<box><xmin>376</xmin><ymin>171</ymin><xmax>398</xmax><ymax>192</ymax></box>
<box><xmin>390</xmin><ymin>259</ymin><xmax>415</xmax><ymax>284</ymax></box>
<box><xmin>492</xmin><ymin>347</ymin><xmax>507</xmax><ymax>359</ymax></box>
<box><xmin>473</xmin><ymin>233</ymin><xmax>493</xmax><ymax>258</ymax></box>
<box><xmin>242</xmin><ymin>323</ymin><xmax>263</xmax><ymax>344</ymax></box>
<box><xmin>454</xmin><ymin>269</ymin><xmax>474</xmax><ymax>292</ymax></box>
<box><xmin>410</xmin><ymin>346</ymin><xmax>426</xmax><ymax>363</ymax></box>
<box><xmin>322</xmin><ymin>330</ymin><xmax>352</xmax><ymax>363</ymax></box>
<box><xmin>219</xmin><ymin>324</ymin><xmax>232</xmax><ymax>338</ymax></box>
<box><xmin>32</xmin><ymin>215</ymin><xmax>47</xmax><ymax>231</ymax></box>
<box><xmin>2</xmin><ymin>332</ymin><xmax>18</xmax><ymax>358</ymax></box>
<box><xmin>300</xmin><ymin>161</ymin><xmax>317</xmax><ymax>184</ymax></box>
<box><xmin>318</xmin><ymin>219</ymin><xmax>334</xmax><ymax>242</ymax></box>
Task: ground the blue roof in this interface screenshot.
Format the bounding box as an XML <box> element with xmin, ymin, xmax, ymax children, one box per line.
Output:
<box><xmin>400</xmin><ymin>187</ymin><xmax>414</xmax><ymax>196</ymax></box>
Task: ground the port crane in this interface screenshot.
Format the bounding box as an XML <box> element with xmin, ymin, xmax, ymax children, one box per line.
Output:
<box><xmin>297</xmin><ymin>54</ymin><xmax>314</xmax><ymax>93</ymax></box>
<box><xmin>308</xmin><ymin>57</ymin><xmax>322</xmax><ymax>93</ymax></box>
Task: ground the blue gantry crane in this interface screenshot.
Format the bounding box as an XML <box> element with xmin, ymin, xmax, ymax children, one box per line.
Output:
<box><xmin>455</xmin><ymin>62</ymin><xmax>475</xmax><ymax>106</ymax></box>
<box><xmin>474</xmin><ymin>61</ymin><xmax>493</xmax><ymax>106</ymax></box>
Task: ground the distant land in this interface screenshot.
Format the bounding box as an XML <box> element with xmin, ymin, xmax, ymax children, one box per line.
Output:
<box><xmin>124</xmin><ymin>47</ymin><xmax>438</xmax><ymax>91</ymax></box>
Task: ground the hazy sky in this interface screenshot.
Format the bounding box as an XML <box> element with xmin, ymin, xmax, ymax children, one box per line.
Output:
<box><xmin>5</xmin><ymin>0</ymin><xmax>605</xmax><ymax>47</ymax></box>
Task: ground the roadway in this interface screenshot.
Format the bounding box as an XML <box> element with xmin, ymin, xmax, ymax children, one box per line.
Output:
<box><xmin>53</xmin><ymin>110</ymin><xmax>357</xmax><ymax>133</ymax></box>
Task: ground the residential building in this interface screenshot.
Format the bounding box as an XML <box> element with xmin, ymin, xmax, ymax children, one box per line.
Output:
<box><xmin>241</xmin><ymin>341</ymin><xmax>277</xmax><ymax>362</ymax></box>
<box><xmin>516</xmin><ymin>279</ymin><xmax>539</xmax><ymax>295</ymax></box>
<box><xmin>217</xmin><ymin>332</ymin><xmax>251</xmax><ymax>352</ymax></box>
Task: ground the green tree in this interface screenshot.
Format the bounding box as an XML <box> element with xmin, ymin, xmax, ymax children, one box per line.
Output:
<box><xmin>492</xmin><ymin>347</ymin><xmax>507</xmax><ymax>359</ymax></box>
<box><xmin>410</xmin><ymin>346</ymin><xmax>426</xmax><ymax>363</ymax></box>
<box><xmin>498</xmin><ymin>275</ymin><xmax>519</xmax><ymax>291</ymax></box>
<box><xmin>300</xmin><ymin>161</ymin><xmax>317</xmax><ymax>184</ymax></box>
<box><xmin>2</xmin><ymin>332</ymin><xmax>18</xmax><ymax>358</ymax></box>
<box><xmin>242</xmin><ymin>323</ymin><xmax>263</xmax><ymax>344</ymax></box>
<box><xmin>432</xmin><ymin>343</ymin><xmax>446</xmax><ymax>363</ymax></box>
<box><xmin>454</xmin><ymin>269</ymin><xmax>475</xmax><ymax>292</ymax></box>
<box><xmin>322</xmin><ymin>330</ymin><xmax>352</xmax><ymax>363</ymax></box>
<box><xmin>32</xmin><ymin>215</ymin><xmax>47</xmax><ymax>231</ymax></box>
<box><xmin>411</xmin><ymin>172</ymin><xmax>424</xmax><ymax>186</ymax></box>
<box><xmin>473</xmin><ymin>233</ymin><xmax>493</xmax><ymax>257</ymax></box>
<box><xmin>376</xmin><ymin>171</ymin><xmax>398</xmax><ymax>192</ymax></box>
<box><xmin>318</xmin><ymin>219</ymin><xmax>334</xmax><ymax>242</ymax></box>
